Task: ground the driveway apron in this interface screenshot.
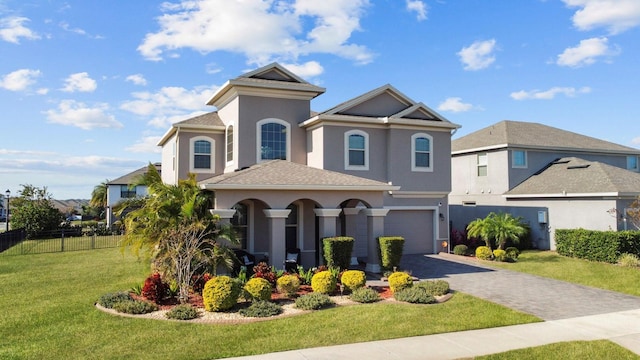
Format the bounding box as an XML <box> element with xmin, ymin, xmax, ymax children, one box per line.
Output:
<box><xmin>397</xmin><ymin>253</ymin><xmax>640</xmax><ymax>320</ymax></box>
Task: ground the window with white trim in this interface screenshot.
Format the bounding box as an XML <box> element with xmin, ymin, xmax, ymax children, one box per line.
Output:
<box><xmin>257</xmin><ymin>119</ymin><xmax>290</xmax><ymax>162</ymax></box>
<box><xmin>231</xmin><ymin>203</ymin><xmax>248</xmax><ymax>249</ymax></box>
<box><xmin>285</xmin><ymin>203</ymin><xmax>299</xmax><ymax>250</ymax></box>
<box><xmin>411</xmin><ymin>133</ymin><xmax>433</xmax><ymax>172</ymax></box>
<box><xmin>345</xmin><ymin>130</ymin><xmax>369</xmax><ymax>170</ymax></box>
<box><xmin>226</xmin><ymin>125</ymin><xmax>234</xmax><ymax>164</ymax></box>
<box><xmin>477</xmin><ymin>153</ymin><xmax>488</xmax><ymax>176</ymax></box>
<box><xmin>512</xmin><ymin>150</ymin><xmax>527</xmax><ymax>168</ymax></box>
<box><xmin>190</xmin><ymin>136</ymin><xmax>215</xmax><ymax>173</ymax></box>
<box><xmin>627</xmin><ymin>156</ymin><xmax>639</xmax><ymax>171</ymax></box>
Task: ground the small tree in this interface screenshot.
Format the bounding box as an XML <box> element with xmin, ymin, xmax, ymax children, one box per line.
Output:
<box><xmin>625</xmin><ymin>197</ymin><xmax>640</xmax><ymax>230</ymax></box>
<box><xmin>10</xmin><ymin>185</ymin><xmax>64</xmax><ymax>238</ymax></box>
<box><xmin>467</xmin><ymin>212</ymin><xmax>527</xmax><ymax>250</ymax></box>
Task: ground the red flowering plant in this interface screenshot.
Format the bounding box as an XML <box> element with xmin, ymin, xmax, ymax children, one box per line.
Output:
<box><xmin>191</xmin><ymin>273</ymin><xmax>212</xmax><ymax>294</ymax></box>
<box><xmin>252</xmin><ymin>262</ymin><xmax>277</xmax><ymax>286</ymax></box>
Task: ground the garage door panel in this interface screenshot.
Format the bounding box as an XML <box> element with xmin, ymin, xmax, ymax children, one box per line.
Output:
<box><xmin>385</xmin><ymin>210</ymin><xmax>434</xmax><ymax>255</ymax></box>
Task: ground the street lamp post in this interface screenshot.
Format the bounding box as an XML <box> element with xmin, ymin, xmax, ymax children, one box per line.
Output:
<box><xmin>5</xmin><ymin>189</ymin><xmax>10</xmax><ymax>232</ymax></box>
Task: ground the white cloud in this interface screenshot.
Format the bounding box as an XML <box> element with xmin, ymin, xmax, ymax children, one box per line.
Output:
<box><xmin>632</xmin><ymin>137</ymin><xmax>640</xmax><ymax>146</ymax></box>
<box><xmin>437</xmin><ymin>97</ymin><xmax>474</xmax><ymax>113</ymax></box>
<box><xmin>0</xmin><ymin>16</ymin><xmax>40</xmax><ymax>43</ymax></box>
<box><xmin>44</xmin><ymin>100</ymin><xmax>123</xmax><ymax>130</ymax></box>
<box><xmin>563</xmin><ymin>0</ymin><xmax>640</xmax><ymax>34</ymax></box>
<box><xmin>281</xmin><ymin>61</ymin><xmax>324</xmax><ymax>78</ymax></box>
<box><xmin>125</xmin><ymin>136</ymin><xmax>163</xmax><ymax>153</ymax></box>
<box><xmin>457</xmin><ymin>39</ymin><xmax>497</xmax><ymax>71</ymax></box>
<box><xmin>126</xmin><ymin>74</ymin><xmax>148</xmax><ymax>86</ymax></box>
<box><xmin>557</xmin><ymin>37</ymin><xmax>619</xmax><ymax>67</ymax></box>
<box><xmin>61</xmin><ymin>72</ymin><xmax>97</xmax><ymax>93</ymax></box>
<box><xmin>406</xmin><ymin>0</ymin><xmax>428</xmax><ymax>21</ymax></box>
<box><xmin>510</xmin><ymin>86</ymin><xmax>592</xmax><ymax>100</ymax></box>
<box><xmin>120</xmin><ymin>85</ymin><xmax>215</xmax><ymax>128</ymax></box>
<box><xmin>0</xmin><ymin>69</ymin><xmax>41</xmax><ymax>91</ymax></box>
<box><xmin>138</xmin><ymin>0</ymin><xmax>373</xmax><ymax>65</ymax></box>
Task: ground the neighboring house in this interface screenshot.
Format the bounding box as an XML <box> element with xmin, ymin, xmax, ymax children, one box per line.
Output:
<box><xmin>157</xmin><ymin>63</ymin><xmax>460</xmax><ymax>271</ymax></box>
<box><xmin>449</xmin><ymin>120</ymin><xmax>640</xmax><ymax>250</ymax></box>
<box><xmin>105</xmin><ymin>163</ymin><xmax>161</xmax><ymax>228</ymax></box>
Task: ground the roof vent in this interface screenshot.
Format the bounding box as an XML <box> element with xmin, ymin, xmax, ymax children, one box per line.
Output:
<box><xmin>567</xmin><ymin>165</ymin><xmax>590</xmax><ymax>169</ymax></box>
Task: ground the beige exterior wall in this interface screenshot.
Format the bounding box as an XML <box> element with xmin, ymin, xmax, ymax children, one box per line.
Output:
<box><xmin>161</xmin><ymin>134</ymin><xmax>177</xmax><ymax>184</ymax></box>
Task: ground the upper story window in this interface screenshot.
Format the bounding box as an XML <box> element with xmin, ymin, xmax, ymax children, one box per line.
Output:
<box><xmin>345</xmin><ymin>130</ymin><xmax>369</xmax><ymax>170</ymax></box>
<box><xmin>257</xmin><ymin>119</ymin><xmax>290</xmax><ymax>162</ymax></box>
<box><xmin>512</xmin><ymin>150</ymin><xmax>527</xmax><ymax>168</ymax></box>
<box><xmin>627</xmin><ymin>156</ymin><xmax>639</xmax><ymax>172</ymax></box>
<box><xmin>412</xmin><ymin>133</ymin><xmax>433</xmax><ymax>172</ymax></box>
<box><xmin>120</xmin><ymin>185</ymin><xmax>137</xmax><ymax>198</ymax></box>
<box><xmin>190</xmin><ymin>136</ymin><xmax>215</xmax><ymax>173</ymax></box>
<box><xmin>226</xmin><ymin>125</ymin><xmax>234</xmax><ymax>164</ymax></box>
<box><xmin>477</xmin><ymin>153</ymin><xmax>488</xmax><ymax>176</ymax></box>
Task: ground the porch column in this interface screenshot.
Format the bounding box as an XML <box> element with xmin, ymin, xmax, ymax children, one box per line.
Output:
<box><xmin>314</xmin><ymin>208</ymin><xmax>342</xmax><ymax>239</ymax></box>
<box><xmin>343</xmin><ymin>207</ymin><xmax>361</xmax><ymax>265</ymax></box>
<box><xmin>363</xmin><ymin>208</ymin><xmax>389</xmax><ymax>273</ymax></box>
<box><xmin>263</xmin><ymin>209</ymin><xmax>291</xmax><ymax>270</ymax></box>
<box><xmin>210</xmin><ymin>209</ymin><xmax>238</xmax><ymax>247</ymax></box>
<box><xmin>209</xmin><ymin>209</ymin><xmax>236</xmax><ymax>225</ymax></box>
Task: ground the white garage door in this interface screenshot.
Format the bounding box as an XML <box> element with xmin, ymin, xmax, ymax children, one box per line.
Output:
<box><xmin>385</xmin><ymin>210</ymin><xmax>434</xmax><ymax>254</ymax></box>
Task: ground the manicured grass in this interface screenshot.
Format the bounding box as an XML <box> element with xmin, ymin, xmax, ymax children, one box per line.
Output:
<box><xmin>476</xmin><ymin>340</ymin><xmax>640</xmax><ymax>359</ymax></box>
<box><xmin>487</xmin><ymin>251</ymin><xmax>640</xmax><ymax>297</ymax></box>
<box><xmin>0</xmin><ymin>248</ymin><xmax>540</xmax><ymax>359</ymax></box>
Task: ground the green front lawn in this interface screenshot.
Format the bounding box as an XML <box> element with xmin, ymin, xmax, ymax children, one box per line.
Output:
<box><xmin>487</xmin><ymin>250</ymin><xmax>640</xmax><ymax>297</ymax></box>
<box><xmin>0</xmin><ymin>248</ymin><xmax>540</xmax><ymax>359</ymax></box>
<box><xmin>476</xmin><ymin>340</ymin><xmax>640</xmax><ymax>360</ymax></box>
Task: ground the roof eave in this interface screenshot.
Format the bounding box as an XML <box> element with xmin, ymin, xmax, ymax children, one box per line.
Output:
<box><xmin>200</xmin><ymin>184</ymin><xmax>401</xmax><ymax>191</ymax></box>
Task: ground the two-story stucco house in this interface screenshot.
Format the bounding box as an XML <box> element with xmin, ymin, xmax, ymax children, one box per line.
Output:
<box><xmin>449</xmin><ymin>120</ymin><xmax>640</xmax><ymax>250</ymax></box>
<box><xmin>105</xmin><ymin>163</ymin><xmax>160</xmax><ymax>228</ymax></box>
<box><xmin>156</xmin><ymin>63</ymin><xmax>460</xmax><ymax>272</ymax></box>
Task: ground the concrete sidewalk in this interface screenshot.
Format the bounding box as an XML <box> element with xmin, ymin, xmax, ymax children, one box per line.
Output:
<box><xmin>225</xmin><ymin>309</ymin><xmax>640</xmax><ymax>359</ymax></box>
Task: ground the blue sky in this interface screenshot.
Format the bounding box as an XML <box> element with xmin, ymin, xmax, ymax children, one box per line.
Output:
<box><xmin>1</xmin><ymin>0</ymin><xmax>639</xmax><ymax>199</ymax></box>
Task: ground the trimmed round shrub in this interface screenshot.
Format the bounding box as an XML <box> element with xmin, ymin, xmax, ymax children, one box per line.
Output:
<box><xmin>475</xmin><ymin>246</ymin><xmax>493</xmax><ymax>260</ymax></box>
<box><xmin>311</xmin><ymin>270</ymin><xmax>336</xmax><ymax>294</ymax></box>
<box><xmin>493</xmin><ymin>249</ymin><xmax>507</xmax><ymax>262</ymax></box>
<box><xmin>98</xmin><ymin>292</ymin><xmax>132</xmax><ymax>309</ymax></box>
<box><xmin>349</xmin><ymin>287</ymin><xmax>381</xmax><ymax>303</ymax></box>
<box><xmin>239</xmin><ymin>300</ymin><xmax>283</xmax><ymax>318</ymax></box>
<box><xmin>276</xmin><ymin>274</ymin><xmax>301</xmax><ymax>297</ymax></box>
<box><xmin>414</xmin><ymin>280</ymin><xmax>449</xmax><ymax>296</ymax></box>
<box><xmin>394</xmin><ymin>287</ymin><xmax>436</xmax><ymax>304</ymax></box>
<box><xmin>112</xmin><ymin>300</ymin><xmax>158</xmax><ymax>314</ymax></box>
<box><xmin>202</xmin><ymin>276</ymin><xmax>241</xmax><ymax>312</ymax></box>
<box><xmin>505</xmin><ymin>247</ymin><xmax>520</xmax><ymax>261</ymax></box>
<box><xmin>618</xmin><ymin>253</ymin><xmax>640</xmax><ymax>267</ymax></box>
<box><xmin>295</xmin><ymin>293</ymin><xmax>335</xmax><ymax>310</ymax></box>
<box><xmin>340</xmin><ymin>270</ymin><xmax>366</xmax><ymax>292</ymax></box>
<box><xmin>166</xmin><ymin>304</ymin><xmax>200</xmax><ymax>320</ymax></box>
<box><xmin>244</xmin><ymin>277</ymin><xmax>272</xmax><ymax>301</ymax></box>
<box><xmin>387</xmin><ymin>271</ymin><xmax>413</xmax><ymax>293</ymax></box>
<box><xmin>453</xmin><ymin>244</ymin><xmax>469</xmax><ymax>256</ymax></box>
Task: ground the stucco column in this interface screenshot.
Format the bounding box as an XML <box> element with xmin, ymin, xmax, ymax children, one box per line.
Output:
<box><xmin>343</xmin><ymin>207</ymin><xmax>361</xmax><ymax>264</ymax></box>
<box><xmin>263</xmin><ymin>209</ymin><xmax>291</xmax><ymax>270</ymax></box>
<box><xmin>209</xmin><ymin>208</ymin><xmax>238</xmax><ymax>247</ymax></box>
<box><xmin>314</xmin><ymin>209</ymin><xmax>342</xmax><ymax>239</ymax></box>
<box><xmin>363</xmin><ymin>208</ymin><xmax>390</xmax><ymax>273</ymax></box>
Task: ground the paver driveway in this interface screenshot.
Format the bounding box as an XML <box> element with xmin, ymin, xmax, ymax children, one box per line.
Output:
<box><xmin>395</xmin><ymin>253</ymin><xmax>640</xmax><ymax>320</ymax></box>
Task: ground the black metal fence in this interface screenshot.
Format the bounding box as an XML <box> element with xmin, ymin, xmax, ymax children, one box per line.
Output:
<box><xmin>0</xmin><ymin>228</ymin><xmax>123</xmax><ymax>256</ymax></box>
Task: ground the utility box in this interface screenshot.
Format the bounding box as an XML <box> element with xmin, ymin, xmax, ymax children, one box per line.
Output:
<box><xmin>537</xmin><ymin>210</ymin><xmax>548</xmax><ymax>224</ymax></box>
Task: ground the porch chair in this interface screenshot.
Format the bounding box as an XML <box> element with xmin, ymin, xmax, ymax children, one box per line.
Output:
<box><xmin>284</xmin><ymin>248</ymin><xmax>300</xmax><ymax>273</ymax></box>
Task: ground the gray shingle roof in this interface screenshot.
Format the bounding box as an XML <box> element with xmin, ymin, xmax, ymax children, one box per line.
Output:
<box><xmin>108</xmin><ymin>163</ymin><xmax>160</xmax><ymax>185</ymax></box>
<box><xmin>505</xmin><ymin>157</ymin><xmax>640</xmax><ymax>197</ymax></box>
<box><xmin>199</xmin><ymin>160</ymin><xmax>396</xmax><ymax>190</ymax></box>
<box><xmin>174</xmin><ymin>112</ymin><xmax>224</xmax><ymax>127</ymax></box>
<box><xmin>452</xmin><ymin>120</ymin><xmax>639</xmax><ymax>154</ymax></box>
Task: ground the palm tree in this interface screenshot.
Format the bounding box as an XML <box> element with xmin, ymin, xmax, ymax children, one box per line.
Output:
<box><xmin>90</xmin><ymin>180</ymin><xmax>109</xmax><ymax>208</ymax></box>
<box><xmin>467</xmin><ymin>212</ymin><xmax>527</xmax><ymax>250</ymax></box>
<box><xmin>119</xmin><ymin>163</ymin><xmax>238</xmax><ymax>303</ymax></box>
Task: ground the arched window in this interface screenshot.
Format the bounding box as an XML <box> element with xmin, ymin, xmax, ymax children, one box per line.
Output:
<box><xmin>190</xmin><ymin>136</ymin><xmax>215</xmax><ymax>173</ymax></box>
<box><xmin>411</xmin><ymin>133</ymin><xmax>433</xmax><ymax>172</ymax></box>
<box><xmin>345</xmin><ymin>130</ymin><xmax>369</xmax><ymax>170</ymax></box>
<box><xmin>257</xmin><ymin>119</ymin><xmax>290</xmax><ymax>162</ymax></box>
<box><xmin>226</xmin><ymin>125</ymin><xmax>234</xmax><ymax>164</ymax></box>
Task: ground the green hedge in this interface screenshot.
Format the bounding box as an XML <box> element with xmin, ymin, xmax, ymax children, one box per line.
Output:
<box><xmin>378</xmin><ymin>236</ymin><xmax>404</xmax><ymax>271</ymax></box>
<box><xmin>555</xmin><ymin>229</ymin><xmax>640</xmax><ymax>263</ymax></box>
<box><xmin>322</xmin><ymin>236</ymin><xmax>354</xmax><ymax>269</ymax></box>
